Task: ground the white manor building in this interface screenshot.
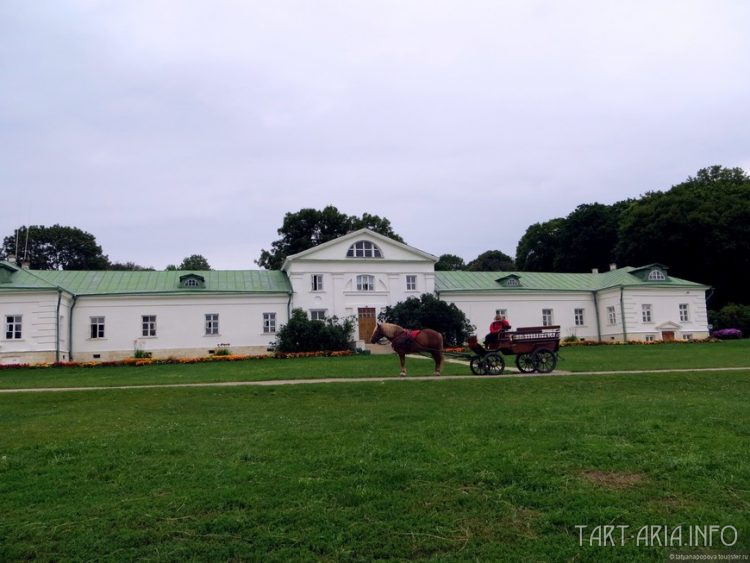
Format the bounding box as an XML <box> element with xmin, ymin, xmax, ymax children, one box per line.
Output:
<box><xmin>0</xmin><ymin>229</ymin><xmax>710</xmax><ymax>365</ymax></box>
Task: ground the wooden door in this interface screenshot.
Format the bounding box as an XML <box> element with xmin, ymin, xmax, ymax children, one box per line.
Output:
<box><xmin>358</xmin><ymin>308</ymin><xmax>377</xmax><ymax>340</ymax></box>
<box><xmin>661</xmin><ymin>331</ymin><xmax>675</xmax><ymax>342</ymax></box>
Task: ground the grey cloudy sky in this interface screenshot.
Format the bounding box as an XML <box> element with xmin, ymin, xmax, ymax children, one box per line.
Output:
<box><xmin>2</xmin><ymin>1</ymin><xmax>749</xmax><ymax>269</ymax></box>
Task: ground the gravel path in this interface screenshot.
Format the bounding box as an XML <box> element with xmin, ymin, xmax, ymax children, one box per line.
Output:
<box><xmin>1</xmin><ymin>367</ymin><xmax>748</xmax><ymax>394</ymax></box>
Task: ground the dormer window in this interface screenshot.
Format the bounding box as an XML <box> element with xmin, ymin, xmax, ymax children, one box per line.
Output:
<box><xmin>347</xmin><ymin>241</ymin><xmax>382</xmax><ymax>258</ymax></box>
<box><xmin>180</xmin><ymin>274</ymin><xmax>205</xmax><ymax>288</ymax></box>
<box><xmin>647</xmin><ymin>270</ymin><xmax>666</xmax><ymax>281</ymax></box>
<box><xmin>497</xmin><ymin>274</ymin><xmax>521</xmax><ymax>287</ymax></box>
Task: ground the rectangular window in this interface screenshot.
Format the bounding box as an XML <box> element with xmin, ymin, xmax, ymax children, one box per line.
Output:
<box><xmin>682</xmin><ymin>333</ymin><xmax>694</xmax><ymax>341</ymax></box>
<box><xmin>495</xmin><ymin>308</ymin><xmax>508</xmax><ymax>317</ymax></box>
<box><xmin>205</xmin><ymin>314</ymin><xmax>219</xmax><ymax>335</ymax></box>
<box><xmin>310</xmin><ymin>310</ymin><xmax>326</xmax><ymax>321</ymax></box>
<box><xmin>311</xmin><ymin>274</ymin><xmax>324</xmax><ymax>291</ymax></box>
<box><xmin>90</xmin><ymin>316</ymin><xmax>105</xmax><ymax>339</ymax></box>
<box><xmin>645</xmin><ymin>334</ymin><xmax>655</xmax><ymax>342</ymax></box>
<box><xmin>142</xmin><ymin>315</ymin><xmax>157</xmax><ymax>337</ymax></box>
<box><xmin>542</xmin><ymin>308</ymin><xmax>553</xmax><ymax>326</ymax></box>
<box><xmin>574</xmin><ymin>308</ymin><xmax>585</xmax><ymax>326</ymax></box>
<box><xmin>356</xmin><ymin>274</ymin><xmax>375</xmax><ymax>291</ymax></box>
<box><xmin>5</xmin><ymin>315</ymin><xmax>22</xmax><ymax>339</ymax></box>
<box><xmin>607</xmin><ymin>306</ymin><xmax>617</xmax><ymax>325</ymax></box>
<box><xmin>679</xmin><ymin>304</ymin><xmax>689</xmax><ymax>322</ymax></box>
<box><xmin>263</xmin><ymin>313</ymin><xmax>276</xmax><ymax>333</ymax></box>
<box><xmin>406</xmin><ymin>275</ymin><xmax>417</xmax><ymax>291</ymax></box>
<box><xmin>642</xmin><ymin>304</ymin><xmax>652</xmax><ymax>323</ymax></box>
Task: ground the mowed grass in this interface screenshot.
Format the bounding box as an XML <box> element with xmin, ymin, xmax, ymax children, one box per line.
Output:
<box><xmin>0</xmin><ymin>340</ymin><xmax>748</xmax><ymax>390</ymax></box>
<box><xmin>1</xmin><ymin>368</ymin><xmax>749</xmax><ymax>561</ymax></box>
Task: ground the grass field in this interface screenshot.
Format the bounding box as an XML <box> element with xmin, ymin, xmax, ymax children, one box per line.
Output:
<box><xmin>1</xmin><ymin>342</ymin><xmax>749</xmax><ymax>561</ymax></box>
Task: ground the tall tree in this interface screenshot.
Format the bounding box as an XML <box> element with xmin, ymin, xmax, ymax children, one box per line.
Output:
<box><xmin>109</xmin><ymin>262</ymin><xmax>154</xmax><ymax>271</ymax></box>
<box><xmin>514</xmin><ymin>218</ymin><xmax>565</xmax><ymax>271</ymax></box>
<box><xmin>174</xmin><ymin>254</ymin><xmax>211</xmax><ymax>270</ymax></box>
<box><xmin>466</xmin><ymin>250</ymin><xmax>516</xmax><ymax>271</ymax></box>
<box><xmin>435</xmin><ymin>254</ymin><xmax>466</xmax><ymax>271</ymax></box>
<box><xmin>1</xmin><ymin>225</ymin><xmax>109</xmax><ymax>270</ymax></box>
<box><xmin>256</xmin><ymin>206</ymin><xmax>404</xmax><ymax>269</ymax></box>
<box><xmin>616</xmin><ymin>165</ymin><xmax>750</xmax><ymax>307</ymax></box>
<box><xmin>552</xmin><ymin>202</ymin><xmax>627</xmax><ymax>273</ymax></box>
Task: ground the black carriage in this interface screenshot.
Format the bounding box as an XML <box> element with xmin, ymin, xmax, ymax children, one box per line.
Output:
<box><xmin>466</xmin><ymin>325</ymin><xmax>560</xmax><ymax>375</ymax></box>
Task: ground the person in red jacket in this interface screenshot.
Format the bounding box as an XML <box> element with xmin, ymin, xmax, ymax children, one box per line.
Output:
<box><xmin>484</xmin><ymin>314</ymin><xmax>511</xmax><ymax>346</ymax></box>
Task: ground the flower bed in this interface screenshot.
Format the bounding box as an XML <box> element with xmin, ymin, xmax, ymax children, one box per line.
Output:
<box><xmin>0</xmin><ymin>350</ymin><xmax>354</xmax><ymax>370</ymax></box>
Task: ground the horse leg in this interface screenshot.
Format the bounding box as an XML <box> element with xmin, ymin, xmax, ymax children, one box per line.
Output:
<box><xmin>432</xmin><ymin>351</ymin><xmax>443</xmax><ymax>376</ymax></box>
<box><xmin>399</xmin><ymin>353</ymin><xmax>407</xmax><ymax>377</ymax></box>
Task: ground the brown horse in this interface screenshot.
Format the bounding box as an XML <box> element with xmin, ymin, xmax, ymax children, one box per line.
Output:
<box><xmin>370</xmin><ymin>322</ymin><xmax>444</xmax><ymax>377</ymax></box>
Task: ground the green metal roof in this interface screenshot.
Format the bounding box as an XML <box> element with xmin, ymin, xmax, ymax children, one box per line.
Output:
<box><xmin>435</xmin><ymin>267</ymin><xmax>709</xmax><ymax>293</ymax></box>
<box><xmin>0</xmin><ymin>264</ymin><xmax>291</xmax><ymax>295</ymax></box>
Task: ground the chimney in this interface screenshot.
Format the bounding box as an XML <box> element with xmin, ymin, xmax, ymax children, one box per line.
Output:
<box><xmin>6</xmin><ymin>254</ymin><xmax>16</xmax><ymax>264</ymax></box>
<box><xmin>592</xmin><ymin>268</ymin><xmax>599</xmax><ymax>274</ymax></box>
<box><xmin>21</xmin><ymin>260</ymin><xmax>31</xmax><ymax>270</ymax></box>
<box><xmin>609</xmin><ymin>263</ymin><xmax>617</xmax><ymax>271</ymax></box>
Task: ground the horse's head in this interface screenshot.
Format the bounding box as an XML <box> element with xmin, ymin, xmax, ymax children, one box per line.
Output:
<box><xmin>370</xmin><ymin>323</ymin><xmax>385</xmax><ymax>344</ymax></box>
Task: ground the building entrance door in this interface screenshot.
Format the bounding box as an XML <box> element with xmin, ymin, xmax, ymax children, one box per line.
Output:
<box><xmin>358</xmin><ymin>307</ymin><xmax>377</xmax><ymax>340</ymax></box>
<box><xmin>661</xmin><ymin>331</ymin><xmax>675</xmax><ymax>342</ymax></box>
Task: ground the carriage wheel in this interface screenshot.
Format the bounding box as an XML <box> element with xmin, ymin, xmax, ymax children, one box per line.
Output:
<box><xmin>533</xmin><ymin>349</ymin><xmax>557</xmax><ymax>373</ymax></box>
<box><xmin>482</xmin><ymin>353</ymin><xmax>505</xmax><ymax>375</ymax></box>
<box><xmin>515</xmin><ymin>353</ymin><xmax>536</xmax><ymax>373</ymax></box>
<box><xmin>469</xmin><ymin>357</ymin><xmax>485</xmax><ymax>375</ymax></box>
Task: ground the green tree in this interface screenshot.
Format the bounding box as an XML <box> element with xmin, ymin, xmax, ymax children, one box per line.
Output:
<box><xmin>109</xmin><ymin>262</ymin><xmax>154</xmax><ymax>271</ymax></box>
<box><xmin>616</xmin><ymin>166</ymin><xmax>750</xmax><ymax>307</ymax></box>
<box><xmin>256</xmin><ymin>206</ymin><xmax>404</xmax><ymax>269</ymax></box>
<box><xmin>708</xmin><ymin>303</ymin><xmax>750</xmax><ymax>337</ymax></box>
<box><xmin>1</xmin><ymin>225</ymin><xmax>109</xmax><ymax>270</ymax></box>
<box><xmin>467</xmin><ymin>250</ymin><xmax>516</xmax><ymax>271</ymax></box>
<box><xmin>175</xmin><ymin>255</ymin><xmax>211</xmax><ymax>271</ymax></box>
<box><xmin>435</xmin><ymin>254</ymin><xmax>466</xmax><ymax>271</ymax></box>
<box><xmin>514</xmin><ymin>218</ymin><xmax>565</xmax><ymax>271</ymax></box>
<box><xmin>380</xmin><ymin>293</ymin><xmax>475</xmax><ymax>347</ymax></box>
<box><xmin>553</xmin><ymin>202</ymin><xmax>628</xmax><ymax>273</ymax></box>
<box><xmin>275</xmin><ymin>308</ymin><xmax>354</xmax><ymax>352</ymax></box>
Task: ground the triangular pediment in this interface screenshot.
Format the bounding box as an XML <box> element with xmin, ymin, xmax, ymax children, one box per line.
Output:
<box><xmin>655</xmin><ymin>320</ymin><xmax>681</xmax><ymax>330</ymax></box>
<box><xmin>281</xmin><ymin>229</ymin><xmax>437</xmax><ymax>270</ymax></box>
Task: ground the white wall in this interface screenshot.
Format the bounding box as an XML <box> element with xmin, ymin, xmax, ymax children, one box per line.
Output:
<box><xmin>70</xmin><ymin>293</ymin><xmax>289</xmax><ymax>361</ymax></box>
<box><xmin>439</xmin><ymin>291</ymin><xmax>600</xmax><ymax>340</ymax></box>
<box><xmin>0</xmin><ymin>290</ymin><xmax>73</xmax><ymax>364</ymax></box>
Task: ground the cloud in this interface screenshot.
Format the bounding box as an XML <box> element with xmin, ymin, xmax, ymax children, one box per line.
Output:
<box><xmin>1</xmin><ymin>1</ymin><xmax>749</xmax><ymax>268</ymax></box>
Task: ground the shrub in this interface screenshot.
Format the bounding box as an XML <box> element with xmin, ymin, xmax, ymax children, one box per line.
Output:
<box><xmin>380</xmin><ymin>293</ymin><xmax>475</xmax><ymax>347</ymax></box>
<box><xmin>275</xmin><ymin>309</ymin><xmax>355</xmax><ymax>353</ymax></box>
<box><xmin>709</xmin><ymin>303</ymin><xmax>750</xmax><ymax>338</ymax></box>
<box><xmin>711</xmin><ymin>328</ymin><xmax>743</xmax><ymax>340</ymax></box>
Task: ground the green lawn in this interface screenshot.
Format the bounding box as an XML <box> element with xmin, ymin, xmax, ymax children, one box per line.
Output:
<box><xmin>1</xmin><ymin>339</ymin><xmax>748</xmax><ymax>390</ymax></box>
<box><xmin>1</xmin><ymin>343</ymin><xmax>749</xmax><ymax>561</ymax></box>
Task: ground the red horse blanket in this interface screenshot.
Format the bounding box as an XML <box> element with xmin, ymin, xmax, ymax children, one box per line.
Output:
<box><xmin>391</xmin><ymin>329</ymin><xmax>422</xmax><ymax>350</ymax></box>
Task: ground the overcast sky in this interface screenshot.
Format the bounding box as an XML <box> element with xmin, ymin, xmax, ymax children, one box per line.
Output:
<box><xmin>2</xmin><ymin>1</ymin><xmax>749</xmax><ymax>269</ymax></box>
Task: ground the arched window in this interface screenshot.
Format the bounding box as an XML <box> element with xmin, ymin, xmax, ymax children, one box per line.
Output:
<box><xmin>347</xmin><ymin>241</ymin><xmax>382</xmax><ymax>258</ymax></box>
<box><xmin>647</xmin><ymin>270</ymin><xmax>666</xmax><ymax>281</ymax></box>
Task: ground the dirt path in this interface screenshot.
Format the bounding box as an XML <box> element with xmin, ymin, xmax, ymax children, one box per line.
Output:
<box><xmin>1</xmin><ymin>367</ymin><xmax>748</xmax><ymax>394</ymax></box>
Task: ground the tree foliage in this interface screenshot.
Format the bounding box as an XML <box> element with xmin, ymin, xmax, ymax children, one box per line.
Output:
<box><xmin>109</xmin><ymin>262</ymin><xmax>155</xmax><ymax>271</ymax></box>
<box><xmin>514</xmin><ymin>166</ymin><xmax>750</xmax><ymax>308</ymax></box>
<box><xmin>466</xmin><ymin>250</ymin><xmax>516</xmax><ymax>271</ymax></box>
<box><xmin>177</xmin><ymin>254</ymin><xmax>211</xmax><ymax>271</ymax></box>
<box><xmin>435</xmin><ymin>254</ymin><xmax>466</xmax><ymax>271</ymax></box>
<box><xmin>274</xmin><ymin>309</ymin><xmax>354</xmax><ymax>352</ymax></box>
<box><xmin>708</xmin><ymin>303</ymin><xmax>750</xmax><ymax>338</ymax></box>
<box><xmin>616</xmin><ymin>165</ymin><xmax>750</xmax><ymax>307</ymax></box>
<box><xmin>515</xmin><ymin>218</ymin><xmax>565</xmax><ymax>272</ymax></box>
<box><xmin>380</xmin><ymin>293</ymin><xmax>475</xmax><ymax>347</ymax></box>
<box><xmin>256</xmin><ymin>206</ymin><xmax>404</xmax><ymax>270</ymax></box>
<box><xmin>1</xmin><ymin>225</ymin><xmax>109</xmax><ymax>270</ymax></box>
